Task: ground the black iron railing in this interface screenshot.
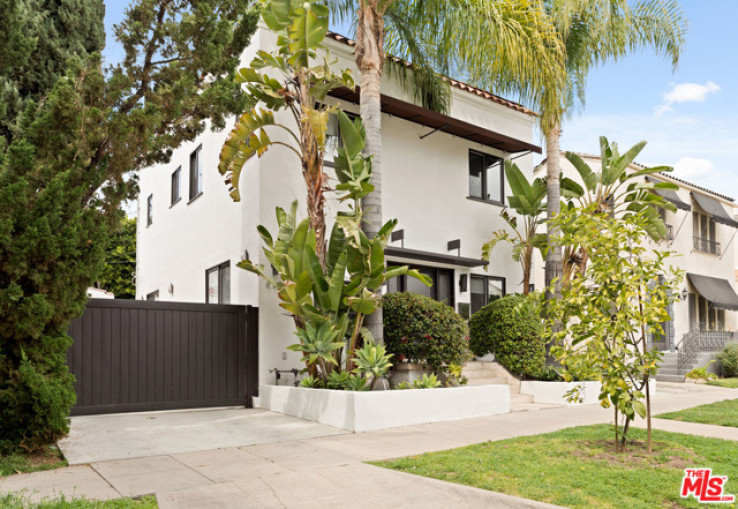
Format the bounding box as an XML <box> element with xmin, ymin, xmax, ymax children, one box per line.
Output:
<box><xmin>693</xmin><ymin>236</ymin><xmax>720</xmax><ymax>255</ymax></box>
<box><xmin>676</xmin><ymin>329</ymin><xmax>734</xmax><ymax>373</ymax></box>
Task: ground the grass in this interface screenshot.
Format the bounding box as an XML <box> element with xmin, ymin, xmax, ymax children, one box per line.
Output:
<box><xmin>707</xmin><ymin>378</ymin><xmax>738</xmax><ymax>389</ymax></box>
<box><xmin>0</xmin><ymin>445</ymin><xmax>67</xmax><ymax>477</ymax></box>
<box><xmin>0</xmin><ymin>494</ymin><xmax>157</xmax><ymax>508</ymax></box>
<box><xmin>375</xmin><ymin>425</ymin><xmax>738</xmax><ymax>509</ymax></box>
<box><xmin>658</xmin><ymin>398</ymin><xmax>738</xmax><ymax>428</ymax></box>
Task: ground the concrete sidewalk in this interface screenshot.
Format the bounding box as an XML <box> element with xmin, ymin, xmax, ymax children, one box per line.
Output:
<box><xmin>2</xmin><ymin>382</ymin><xmax>737</xmax><ymax>508</ymax></box>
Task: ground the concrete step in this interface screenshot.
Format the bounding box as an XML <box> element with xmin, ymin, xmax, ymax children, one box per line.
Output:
<box><xmin>658</xmin><ymin>368</ymin><xmax>682</xmax><ymax>376</ymax></box>
<box><xmin>465</xmin><ymin>376</ymin><xmax>507</xmax><ymax>386</ymax></box>
<box><xmin>656</xmin><ymin>373</ymin><xmax>685</xmax><ymax>383</ymax></box>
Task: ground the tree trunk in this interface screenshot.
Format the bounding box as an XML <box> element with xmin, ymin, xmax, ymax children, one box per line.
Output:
<box><xmin>355</xmin><ymin>1</ymin><xmax>385</xmax><ymax>343</ymax></box>
<box><xmin>545</xmin><ymin>125</ymin><xmax>563</xmax><ymax>300</ymax></box>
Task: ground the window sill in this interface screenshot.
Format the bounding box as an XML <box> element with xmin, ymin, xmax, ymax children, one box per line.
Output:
<box><xmin>170</xmin><ymin>198</ymin><xmax>181</xmax><ymax>208</ymax></box>
<box><xmin>694</xmin><ymin>249</ymin><xmax>720</xmax><ymax>256</ymax></box>
<box><xmin>467</xmin><ymin>196</ymin><xmax>504</xmax><ymax>207</ymax></box>
<box><xmin>188</xmin><ymin>192</ymin><xmax>203</xmax><ymax>205</ymax></box>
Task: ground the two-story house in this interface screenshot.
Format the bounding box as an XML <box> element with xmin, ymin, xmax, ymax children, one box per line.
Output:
<box><xmin>135</xmin><ymin>30</ymin><xmax>540</xmax><ymax>385</ymax></box>
<box><xmin>535</xmin><ymin>153</ymin><xmax>738</xmax><ymax>358</ymax></box>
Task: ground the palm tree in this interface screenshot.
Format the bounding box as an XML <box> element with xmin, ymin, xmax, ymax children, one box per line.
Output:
<box><xmin>539</xmin><ymin>0</ymin><xmax>687</xmax><ymax>299</ymax></box>
<box><xmin>327</xmin><ymin>0</ymin><xmax>565</xmax><ymax>341</ymax></box>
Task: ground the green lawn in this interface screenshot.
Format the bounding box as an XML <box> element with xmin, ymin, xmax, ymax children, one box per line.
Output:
<box><xmin>658</xmin><ymin>399</ymin><xmax>738</xmax><ymax>428</ymax></box>
<box><xmin>707</xmin><ymin>378</ymin><xmax>738</xmax><ymax>389</ymax></box>
<box><xmin>375</xmin><ymin>425</ymin><xmax>738</xmax><ymax>509</ymax></box>
<box><xmin>0</xmin><ymin>494</ymin><xmax>157</xmax><ymax>509</ymax></box>
<box><xmin>0</xmin><ymin>445</ymin><xmax>67</xmax><ymax>477</ymax></box>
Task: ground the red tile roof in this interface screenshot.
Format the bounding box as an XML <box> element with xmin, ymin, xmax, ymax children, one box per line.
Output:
<box><xmin>324</xmin><ymin>31</ymin><xmax>536</xmax><ymax>116</ymax></box>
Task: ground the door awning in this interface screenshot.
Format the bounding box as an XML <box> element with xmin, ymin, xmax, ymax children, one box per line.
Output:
<box><xmin>385</xmin><ymin>246</ymin><xmax>487</xmax><ymax>267</ymax></box>
<box><xmin>692</xmin><ymin>192</ymin><xmax>738</xmax><ymax>227</ymax></box>
<box><xmin>687</xmin><ymin>273</ymin><xmax>738</xmax><ymax>311</ymax></box>
<box><xmin>646</xmin><ymin>178</ymin><xmax>691</xmax><ymax>211</ymax></box>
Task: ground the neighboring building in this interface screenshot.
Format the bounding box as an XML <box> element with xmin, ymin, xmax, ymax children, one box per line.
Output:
<box><xmin>534</xmin><ymin>153</ymin><xmax>738</xmax><ymax>352</ymax></box>
<box><xmin>136</xmin><ymin>30</ymin><xmax>540</xmax><ymax>385</ymax></box>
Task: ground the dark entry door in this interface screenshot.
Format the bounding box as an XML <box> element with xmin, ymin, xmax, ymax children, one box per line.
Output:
<box><xmin>67</xmin><ymin>299</ymin><xmax>258</xmax><ymax>415</ymax></box>
<box><xmin>387</xmin><ymin>264</ymin><xmax>454</xmax><ymax>306</ymax></box>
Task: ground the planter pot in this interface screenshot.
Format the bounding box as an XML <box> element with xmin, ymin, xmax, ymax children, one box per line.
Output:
<box><xmin>259</xmin><ymin>384</ymin><xmax>510</xmax><ymax>432</ymax></box>
<box><xmin>519</xmin><ymin>379</ymin><xmax>656</xmax><ymax>406</ymax></box>
<box><xmin>390</xmin><ymin>362</ymin><xmax>429</xmax><ymax>386</ymax></box>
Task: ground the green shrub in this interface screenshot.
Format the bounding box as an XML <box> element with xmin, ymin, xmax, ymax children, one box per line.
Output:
<box><xmin>383</xmin><ymin>292</ymin><xmax>470</xmax><ymax>374</ymax></box>
<box><xmin>0</xmin><ymin>335</ymin><xmax>76</xmax><ymax>452</ymax></box>
<box><xmin>468</xmin><ymin>294</ymin><xmax>545</xmax><ymax>378</ymax></box>
<box><xmin>718</xmin><ymin>343</ymin><xmax>738</xmax><ymax>378</ymax></box>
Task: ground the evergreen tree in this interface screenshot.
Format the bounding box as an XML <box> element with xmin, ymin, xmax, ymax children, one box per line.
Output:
<box><xmin>0</xmin><ymin>0</ymin><xmax>105</xmax><ymax>140</ymax></box>
<box><xmin>0</xmin><ymin>0</ymin><xmax>258</xmax><ymax>450</ymax></box>
<box><xmin>97</xmin><ymin>217</ymin><xmax>136</xmax><ymax>299</ymax></box>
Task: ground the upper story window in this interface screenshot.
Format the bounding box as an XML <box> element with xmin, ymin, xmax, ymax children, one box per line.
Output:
<box><xmin>146</xmin><ymin>290</ymin><xmax>159</xmax><ymax>301</ymax></box>
<box><xmin>206</xmin><ymin>261</ymin><xmax>231</xmax><ymax>304</ymax></box>
<box><xmin>323</xmin><ymin>111</ymin><xmax>358</xmax><ymax>167</ymax></box>
<box><xmin>470</xmin><ymin>275</ymin><xmax>505</xmax><ymax>315</ymax></box>
<box><xmin>189</xmin><ymin>145</ymin><xmax>203</xmax><ymax>201</ymax></box>
<box><xmin>469</xmin><ymin>150</ymin><xmax>504</xmax><ymax>205</ymax></box>
<box><xmin>693</xmin><ymin>210</ymin><xmax>719</xmax><ymax>255</ymax></box>
<box><xmin>146</xmin><ymin>194</ymin><xmax>153</xmax><ymax>226</ymax></box>
<box><xmin>171</xmin><ymin>167</ymin><xmax>181</xmax><ymax>205</ymax></box>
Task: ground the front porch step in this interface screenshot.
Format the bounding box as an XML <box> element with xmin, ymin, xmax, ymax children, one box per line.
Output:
<box><xmin>658</xmin><ymin>368</ymin><xmax>681</xmax><ymax>376</ymax></box>
<box><xmin>656</xmin><ymin>373</ymin><xmax>685</xmax><ymax>383</ymax></box>
<box><xmin>466</xmin><ymin>376</ymin><xmax>507</xmax><ymax>386</ymax></box>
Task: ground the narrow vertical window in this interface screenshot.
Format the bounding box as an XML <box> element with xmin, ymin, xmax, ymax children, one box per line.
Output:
<box><xmin>171</xmin><ymin>167</ymin><xmax>181</xmax><ymax>205</ymax></box>
<box><xmin>206</xmin><ymin>261</ymin><xmax>230</xmax><ymax>304</ymax></box>
<box><xmin>146</xmin><ymin>194</ymin><xmax>153</xmax><ymax>226</ymax></box>
<box><xmin>189</xmin><ymin>145</ymin><xmax>202</xmax><ymax>201</ymax></box>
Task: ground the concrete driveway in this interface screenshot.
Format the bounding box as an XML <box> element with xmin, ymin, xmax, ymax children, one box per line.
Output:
<box><xmin>58</xmin><ymin>407</ymin><xmax>347</xmax><ymax>465</ymax></box>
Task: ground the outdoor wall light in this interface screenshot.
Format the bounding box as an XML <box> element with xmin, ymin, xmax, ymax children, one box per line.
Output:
<box><xmin>681</xmin><ymin>288</ymin><xmax>688</xmax><ymax>301</ymax></box>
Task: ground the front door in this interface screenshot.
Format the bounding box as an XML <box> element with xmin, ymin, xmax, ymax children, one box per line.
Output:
<box><xmin>387</xmin><ymin>263</ymin><xmax>454</xmax><ymax>307</ymax></box>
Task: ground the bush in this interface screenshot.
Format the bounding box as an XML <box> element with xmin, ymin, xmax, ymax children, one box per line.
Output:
<box><xmin>383</xmin><ymin>292</ymin><xmax>470</xmax><ymax>374</ymax></box>
<box><xmin>718</xmin><ymin>343</ymin><xmax>738</xmax><ymax>378</ymax></box>
<box><xmin>468</xmin><ymin>294</ymin><xmax>545</xmax><ymax>378</ymax></box>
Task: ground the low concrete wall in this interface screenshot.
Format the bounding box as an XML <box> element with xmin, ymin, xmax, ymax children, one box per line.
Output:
<box><xmin>520</xmin><ymin>379</ymin><xmax>656</xmax><ymax>406</ymax></box>
<box><xmin>259</xmin><ymin>384</ymin><xmax>510</xmax><ymax>432</ymax></box>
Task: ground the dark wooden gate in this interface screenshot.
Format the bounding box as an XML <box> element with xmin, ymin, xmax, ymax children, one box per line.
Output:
<box><xmin>67</xmin><ymin>299</ymin><xmax>258</xmax><ymax>415</ymax></box>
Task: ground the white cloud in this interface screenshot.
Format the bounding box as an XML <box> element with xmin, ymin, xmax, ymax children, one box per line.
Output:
<box><xmin>672</xmin><ymin>157</ymin><xmax>717</xmax><ymax>180</ymax></box>
<box><xmin>664</xmin><ymin>81</ymin><xmax>720</xmax><ymax>105</ymax></box>
<box><xmin>655</xmin><ymin>81</ymin><xmax>720</xmax><ymax>116</ymax></box>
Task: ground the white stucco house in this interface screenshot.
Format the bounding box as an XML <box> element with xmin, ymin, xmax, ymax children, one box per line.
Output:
<box><xmin>534</xmin><ymin>153</ymin><xmax>738</xmax><ymax>360</ymax></box>
<box><xmin>135</xmin><ymin>30</ymin><xmax>540</xmax><ymax>386</ymax></box>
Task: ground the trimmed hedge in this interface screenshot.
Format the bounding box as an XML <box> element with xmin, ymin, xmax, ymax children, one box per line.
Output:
<box><xmin>468</xmin><ymin>294</ymin><xmax>545</xmax><ymax>378</ymax></box>
<box><xmin>718</xmin><ymin>343</ymin><xmax>738</xmax><ymax>378</ymax></box>
<box><xmin>383</xmin><ymin>292</ymin><xmax>469</xmax><ymax>374</ymax></box>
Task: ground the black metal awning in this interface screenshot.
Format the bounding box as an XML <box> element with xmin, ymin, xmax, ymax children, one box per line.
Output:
<box><xmin>692</xmin><ymin>192</ymin><xmax>738</xmax><ymax>227</ymax></box>
<box><xmin>687</xmin><ymin>273</ymin><xmax>738</xmax><ymax>311</ymax></box>
<box><xmin>385</xmin><ymin>246</ymin><xmax>486</xmax><ymax>267</ymax></box>
<box><xmin>646</xmin><ymin>178</ymin><xmax>691</xmax><ymax>211</ymax></box>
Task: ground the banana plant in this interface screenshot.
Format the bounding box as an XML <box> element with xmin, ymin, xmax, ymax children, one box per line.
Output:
<box><xmin>219</xmin><ymin>0</ymin><xmax>355</xmax><ymax>266</ymax></box>
<box><xmin>238</xmin><ymin>110</ymin><xmax>430</xmax><ymax>382</ymax></box>
<box><xmin>561</xmin><ymin>137</ymin><xmax>678</xmax><ymax>282</ymax></box>
<box><xmin>482</xmin><ymin>161</ymin><xmax>576</xmax><ymax>294</ymax></box>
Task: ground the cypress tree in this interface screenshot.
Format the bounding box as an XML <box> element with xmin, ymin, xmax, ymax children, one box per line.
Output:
<box><xmin>0</xmin><ymin>0</ymin><xmax>258</xmax><ymax>450</ymax></box>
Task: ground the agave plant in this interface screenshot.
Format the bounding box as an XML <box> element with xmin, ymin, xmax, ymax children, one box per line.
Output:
<box><xmin>353</xmin><ymin>340</ymin><xmax>393</xmax><ymax>389</ymax></box>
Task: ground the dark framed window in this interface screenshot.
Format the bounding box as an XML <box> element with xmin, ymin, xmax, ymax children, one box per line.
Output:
<box><xmin>171</xmin><ymin>167</ymin><xmax>181</xmax><ymax>205</ymax></box>
<box><xmin>146</xmin><ymin>194</ymin><xmax>153</xmax><ymax>226</ymax></box>
<box><xmin>468</xmin><ymin>150</ymin><xmax>504</xmax><ymax>204</ymax></box>
<box><xmin>692</xmin><ymin>210</ymin><xmax>718</xmax><ymax>254</ymax></box>
<box><xmin>470</xmin><ymin>275</ymin><xmax>505</xmax><ymax>315</ymax></box>
<box><xmin>386</xmin><ymin>264</ymin><xmax>454</xmax><ymax>306</ymax></box>
<box><xmin>146</xmin><ymin>290</ymin><xmax>159</xmax><ymax>301</ymax></box>
<box><xmin>189</xmin><ymin>145</ymin><xmax>203</xmax><ymax>201</ymax></box>
<box><xmin>206</xmin><ymin>261</ymin><xmax>231</xmax><ymax>304</ymax></box>
<box><xmin>323</xmin><ymin>110</ymin><xmax>358</xmax><ymax>167</ymax></box>
<box><xmin>691</xmin><ymin>293</ymin><xmax>724</xmax><ymax>331</ymax></box>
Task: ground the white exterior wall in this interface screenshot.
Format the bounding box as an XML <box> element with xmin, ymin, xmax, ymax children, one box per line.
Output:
<box><xmin>137</xmin><ymin>29</ymin><xmax>537</xmax><ymax>384</ymax></box>
<box><xmin>533</xmin><ymin>155</ymin><xmax>738</xmax><ymax>347</ymax></box>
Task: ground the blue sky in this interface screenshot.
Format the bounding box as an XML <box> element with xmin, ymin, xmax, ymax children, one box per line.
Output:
<box><xmin>104</xmin><ymin>0</ymin><xmax>737</xmax><ymax>198</ymax></box>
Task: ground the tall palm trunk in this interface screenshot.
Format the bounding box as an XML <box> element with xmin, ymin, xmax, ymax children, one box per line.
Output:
<box><xmin>545</xmin><ymin>124</ymin><xmax>563</xmax><ymax>300</ymax></box>
<box><xmin>355</xmin><ymin>1</ymin><xmax>385</xmax><ymax>343</ymax></box>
